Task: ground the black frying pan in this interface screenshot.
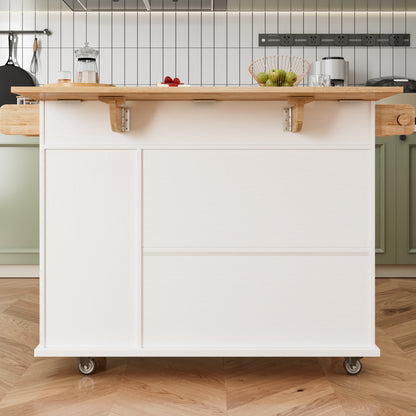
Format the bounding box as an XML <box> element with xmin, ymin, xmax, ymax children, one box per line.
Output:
<box><xmin>0</xmin><ymin>33</ymin><xmax>34</xmax><ymax>107</ymax></box>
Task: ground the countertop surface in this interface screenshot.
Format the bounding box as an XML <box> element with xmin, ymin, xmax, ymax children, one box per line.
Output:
<box><xmin>12</xmin><ymin>86</ymin><xmax>403</xmax><ymax>102</ymax></box>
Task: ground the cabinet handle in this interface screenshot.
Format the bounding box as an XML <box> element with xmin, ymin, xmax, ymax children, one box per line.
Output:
<box><xmin>400</xmin><ymin>135</ymin><xmax>407</xmax><ymax>141</ymax></box>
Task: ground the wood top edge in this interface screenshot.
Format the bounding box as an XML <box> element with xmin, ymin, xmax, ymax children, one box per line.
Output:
<box><xmin>11</xmin><ymin>86</ymin><xmax>404</xmax><ymax>102</ymax></box>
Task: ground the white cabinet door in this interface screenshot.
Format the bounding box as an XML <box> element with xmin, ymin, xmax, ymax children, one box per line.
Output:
<box><xmin>143</xmin><ymin>255</ymin><xmax>371</xmax><ymax>349</ymax></box>
<box><xmin>44</xmin><ymin>150</ymin><xmax>140</xmax><ymax>348</ymax></box>
<box><xmin>143</xmin><ymin>150</ymin><xmax>370</xmax><ymax>249</ymax></box>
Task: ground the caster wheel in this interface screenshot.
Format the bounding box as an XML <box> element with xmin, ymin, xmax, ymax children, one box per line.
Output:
<box><xmin>343</xmin><ymin>358</ymin><xmax>362</xmax><ymax>375</ymax></box>
<box><xmin>78</xmin><ymin>358</ymin><xmax>96</xmax><ymax>375</ymax></box>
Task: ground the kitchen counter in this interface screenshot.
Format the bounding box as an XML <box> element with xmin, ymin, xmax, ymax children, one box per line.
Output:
<box><xmin>12</xmin><ymin>86</ymin><xmax>412</xmax><ymax>135</ymax></box>
<box><xmin>26</xmin><ymin>84</ymin><xmax>409</xmax><ymax>375</ymax></box>
<box><xmin>13</xmin><ymin>85</ymin><xmax>402</xmax><ymax>102</ymax></box>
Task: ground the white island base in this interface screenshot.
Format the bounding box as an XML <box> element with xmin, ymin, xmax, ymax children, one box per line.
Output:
<box><xmin>27</xmin><ymin>88</ymin><xmax>388</xmax><ymax>376</ymax></box>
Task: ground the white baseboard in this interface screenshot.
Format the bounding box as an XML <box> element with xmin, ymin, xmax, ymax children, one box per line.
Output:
<box><xmin>376</xmin><ymin>265</ymin><xmax>416</xmax><ymax>278</ymax></box>
<box><xmin>0</xmin><ymin>264</ymin><xmax>413</xmax><ymax>279</ymax></box>
<box><xmin>0</xmin><ymin>265</ymin><xmax>39</xmax><ymax>278</ymax></box>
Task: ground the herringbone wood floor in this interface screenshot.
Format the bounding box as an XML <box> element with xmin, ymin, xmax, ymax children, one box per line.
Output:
<box><xmin>0</xmin><ymin>278</ymin><xmax>415</xmax><ymax>416</ymax></box>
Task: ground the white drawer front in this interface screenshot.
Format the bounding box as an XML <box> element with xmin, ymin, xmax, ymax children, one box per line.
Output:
<box><xmin>143</xmin><ymin>149</ymin><xmax>370</xmax><ymax>249</ymax></box>
<box><xmin>143</xmin><ymin>255</ymin><xmax>372</xmax><ymax>348</ymax></box>
<box><xmin>44</xmin><ymin>100</ymin><xmax>371</xmax><ymax>146</ymax></box>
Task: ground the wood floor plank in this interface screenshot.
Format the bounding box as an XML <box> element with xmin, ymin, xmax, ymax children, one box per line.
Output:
<box><xmin>0</xmin><ymin>278</ymin><xmax>414</xmax><ymax>415</ymax></box>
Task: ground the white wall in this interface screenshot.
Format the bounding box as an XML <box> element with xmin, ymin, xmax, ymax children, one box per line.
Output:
<box><xmin>0</xmin><ymin>8</ymin><xmax>415</xmax><ymax>86</ymax></box>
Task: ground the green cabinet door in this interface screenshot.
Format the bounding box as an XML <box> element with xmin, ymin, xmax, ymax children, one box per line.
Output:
<box><xmin>396</xmin><ymin>133</ymin><xmax>416</xmax><ymax>264</ymax></box>
<box><xmin>0</xmin><ymin>135</ymin><xmax>39</xmax><ymax>265</ymax></box>
<box><xmin>375</xmin><ymin>137</ymin><xmax>397</xmax><ymax>264</ymax></box>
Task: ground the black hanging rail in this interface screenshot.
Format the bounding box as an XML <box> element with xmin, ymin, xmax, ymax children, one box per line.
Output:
<box><xmin>0</xmin><ymin>29</ymin><xmax>51</xmax><ymax>35</ymax></box>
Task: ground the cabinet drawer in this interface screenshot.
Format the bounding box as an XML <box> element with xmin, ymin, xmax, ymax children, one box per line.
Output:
<box><xmin>143</xmin><ymin>255</ymin><xmax>371</xmax><ymax>348</ymax></box>
<box><xmin>143</xmin><ymin>149</ymin><xmax>370</xmax><ymax>249</ymax></box>
<box><xmin>44</xmin><ymin>100</ymin><xmax>372</xmax><ymax>146</ymax></box>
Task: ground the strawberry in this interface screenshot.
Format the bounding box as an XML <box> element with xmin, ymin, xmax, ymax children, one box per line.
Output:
<box><xmin>164</xmin><ymin>76</ymin><xmax>173</xmax><ymax>84</ymax></box>
<box><xmin>173</xmin><ymin>77</ymin><xmax>181</xmax><ymax>84</ymax></box>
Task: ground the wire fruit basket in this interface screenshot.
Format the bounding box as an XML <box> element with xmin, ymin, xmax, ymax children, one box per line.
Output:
<box><xmin>249</xmin><ymin>55</ymin><xmax>311</xmax><ymax>86</ymax></box>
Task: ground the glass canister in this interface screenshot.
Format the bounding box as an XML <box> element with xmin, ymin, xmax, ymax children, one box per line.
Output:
<box><xmin>75</xmin><ymin>42</ymin><xmax>99</xmax><ymax>83</ymax></box>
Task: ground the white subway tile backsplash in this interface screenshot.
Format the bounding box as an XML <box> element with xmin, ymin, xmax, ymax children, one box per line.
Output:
<box><xmin>112</xmin><ymin>13</ymin><xmax>125</xmax><ymax>48</ymax></box>
<box><xmin>99</xmin><ymin>47</ymin><xmax>112</xmax><ymax>84</ymax></box>
<box><xmin>407</xmin><ymin>48</ymin><xmax>416</xmax><ymax>80</ymax></box>
<box><xmin>367</xmin><ymin>49</ymin><xmax>380</xmax><ymax>79</ymax></box>
<box><xmin>239</xmin><ymin>12</ymin><xmax>252</xmax><ymax>47</ymax></box>
<box><xmin>228</xmin><ymin>12</ymin><xmax>240</xmax><ymax>47</ymax></box>
<box><xmin>201</xmin><ymin>48</ymin><xmax>214</xmax><ymax>85</ymax></box>
<box><xmin>188</xmin><ymin>12</ymin><xmax>201</xmax><ymax>47</ymax></box>
<box><xmin>150</xmin><ymin>13</ymin><xmax>163</xmax><ymax>48</ymax></box>
<box><xmin>188</xmin><ymin>48</ymin><xmax>201</xmax><ymax>85</ymax></box>
<box><xmin>202</xmin><ymin>13</ymin><xmax>214</xmax><ymax>47</ymax></box>
<box><xmin>137</xmin><ymin>12</ymin><xmax>150</xmax><ymax>47</ymax></box>
<box><xmin>176</xmin><ymin>48</ymin><xmax>189</xmax><ymax>83</ymax></box>
<box><xmin>137</xmin><ymin>48</ymin><xmax>150</xmax><ymax>84</ymax></box>
<box><xmin>342</xmin><ymin>11</ymin><xmax>354</xmax><ymax>33</ymax></box>
<box><xmin>150</xmin><ymin>47</ymin><xmax>163</xmax><ymax>84</ymax></box>
<box><xmin>176</xmin><ymin>13</ymin><xmax>188</xmax><ymax>48</ymax></box>
<box><xmin>393</xmin><ymin>48</ymin><xmax>406</xmax><ymax>76</ymax></box>
<box><xmin>214</xmin><ymin>47</ymin><xmax>227</xmax><ymax>84</ymax></box>
<box><xmin>214</xmin><ymin>12</ymin><xmax>227</xmax><ymax>48</ymax></box>
<box><xmin>74</xmin><ymin>12</ymin><xmax>87</xmax><ymax>47</ymax></box>
<box><xmin>0</xmin><ymin>7</ymin><xmax>413</xmax><ymax>87</ymax></box>
<box><xmin>163</xmin><ymin>48</ymin><xmax>176</xmax><ymax>79</ymax></box>
<box><xmin>354</xmin><ymin>48</ymin><xmax>368</xmax><ymax>85</ymax></box>
<box><xmin>380</xmin><ymin>48</ymin><xmax>394</xmax><ymax>77</ymax></box>
<box><xmin>86</xmin><ymin>12</ymin><xmax>99</xmax><ymax>47</ymax></box>
<box><xmin>163</xmin><ymin>12</ymin><xmax>176</xmax><ymax>48</ymax></box>
<box><xmin>227</xmin><ymin>48</ymin><xmax>240</xmax><ymax>84</ymax></box>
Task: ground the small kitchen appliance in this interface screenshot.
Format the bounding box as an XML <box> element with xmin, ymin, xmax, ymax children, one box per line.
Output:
<box><xmin>310</xmin><ymin>57</ymin><xmax>349</xmax><ymax>87</ymax></box>
<box><xmin>75</xmin><ymin>42</ymin><xmax>99</xmax><ymax>83</ymax></box>
<box><xmin>366</xmin><ymin>77</ymin><xmax>416</xmax><ymax>93</ymax></box>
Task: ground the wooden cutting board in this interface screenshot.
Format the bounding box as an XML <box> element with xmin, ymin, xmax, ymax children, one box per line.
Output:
<box><xmin>0</xmin><ymin>104</ymin><xmax>39</xmax><ymax>136</ymax></box>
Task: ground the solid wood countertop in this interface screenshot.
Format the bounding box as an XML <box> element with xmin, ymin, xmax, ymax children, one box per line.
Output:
<box><xmin>11</xmin><ymin>86</ymin><xmax>403</xmax><ymax>102</ymax></box>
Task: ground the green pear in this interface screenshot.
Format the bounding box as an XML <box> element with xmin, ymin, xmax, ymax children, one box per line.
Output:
<box><xmin>257</xmin><ymin>72</ymin><xmax>269</xmax><ymax>84</ymax></box>
<box><xmin>268</xmin><ymin>69</ymin><xmax>279</xmax><ymax>83</ymax></box>
<box><xmin>286</xmin><ymin>71</ymin><xmax>297</xmax><ymax>85</ymax></box>
<box><xmin>265</xmin><ymin>78</ymin><xmax>277</xmax><ymax>87</ymax></box>
<box><xmin>276</xmin><ymin>69</ymin><xmax>286</xmax><ymax>85</ymax></box>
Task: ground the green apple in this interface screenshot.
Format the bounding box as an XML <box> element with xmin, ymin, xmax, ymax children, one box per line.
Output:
<box><xmin>282</xmin><ymin>81</ymin><xmax>291</xmax><ymax>87</ymax></box>
<box><xmin>276</xmin><ymin>69</ymin><xmax>286</xmax><ymax>85</ymax></box>
<box><xmin>286</xmin><ymin>71</ymin><xmax>297</xmax><ymax>85</ymax></box>
<box><xmin>265</xmin><ymin>78</ymin><xmax>277</xmax><ymax>87</ymax></box>
<box><xmin>256</xmin><ymin>72</ymin><xmax>269</xmax><ymax>84</ymax></box>
<box><xmin>268</xmin><ymin>69</ymin><xmax>279</xmax><ymax>83</ymax></box>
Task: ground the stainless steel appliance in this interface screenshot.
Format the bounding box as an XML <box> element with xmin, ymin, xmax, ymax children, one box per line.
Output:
<box><xmin>310</xmin><ymin>57</ymin><xmax>349</xmax><ymax>87</ymax></box>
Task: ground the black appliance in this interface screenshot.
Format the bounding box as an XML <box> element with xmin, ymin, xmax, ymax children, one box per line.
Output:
<box><xmin>366</xmin><ymin>77</ymin><xmax>416</xmax><ymax>93</ymax></box>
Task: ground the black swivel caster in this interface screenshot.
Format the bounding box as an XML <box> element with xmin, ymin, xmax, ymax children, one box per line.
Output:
<box><xmin>78</xmin><ymin>357</ymin><xmax>96</xmax><ymax>375</ymax></box>
<box><xmin>343</xmin><ymin>357</ymin><xmax>363</xmax><ymax>375</ymax></box>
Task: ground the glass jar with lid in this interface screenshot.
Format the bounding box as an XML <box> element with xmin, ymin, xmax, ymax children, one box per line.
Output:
<box><xmin>75</xmin><ymin>42</ymin><xmax>99</xmax><ymax>83</ymax></box>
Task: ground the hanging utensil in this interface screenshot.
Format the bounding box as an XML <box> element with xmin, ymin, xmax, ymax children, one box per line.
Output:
<box><xmin>0</xmin><ymin>32</ymin><xmax>34</xmax><ymax>107</ymax></box>
<box><xmin>30</xmin><ymin>36</ymin><xmax>38</xmax><ymax>74</ymax></box>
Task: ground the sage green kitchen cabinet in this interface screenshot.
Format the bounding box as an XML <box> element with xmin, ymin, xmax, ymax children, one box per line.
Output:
<box><xmin>396</xmin><ymin>133</ymin><xmax>416</xmax><ymax>264</ymax></box>
<box><xmin>376</xmin><ymin>133</ymin><xmax>416</xmax><ymax>265</ymax></box>
<box><xmin>375</xmin><ymin>137</ymin><xmax>396</xmax><ymax>264</ymax></box>
<box><xmin>0</xmin><ymin>135</ymin><xmax>39</xmax><ymax>265</ymax></box>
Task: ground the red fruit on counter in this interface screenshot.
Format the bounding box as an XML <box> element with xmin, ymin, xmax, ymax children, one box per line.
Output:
<box><xmin>173</xmin><ymin>77</ymin><xmax>181</xmax><ymax>84</ymax></box>
<box><xmin>164</xmin><ymin>76</ymin><xmax>173</xmax><ymax>84</ymax></box>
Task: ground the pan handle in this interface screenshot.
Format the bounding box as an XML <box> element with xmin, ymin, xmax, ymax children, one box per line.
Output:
<box><xmin>6</xmin><ymin>32</ymin><xmax>14</xmax><ymax>65</ymax></box>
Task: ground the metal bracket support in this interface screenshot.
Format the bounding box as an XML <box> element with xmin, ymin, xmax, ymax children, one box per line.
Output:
<box><xmin>99</xmin><ymin>97</ymin><xmax>130</xmax><ymax>133</ymax></box>
<box><xmin>283</xmin><ymin>97</ymin><xmax>314</xmax><ymax>133</ymax></box>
